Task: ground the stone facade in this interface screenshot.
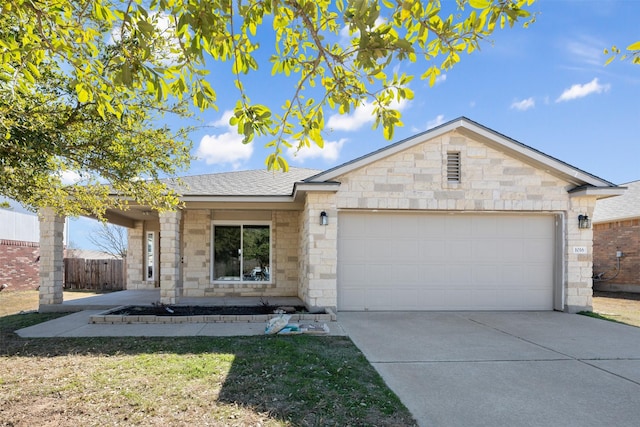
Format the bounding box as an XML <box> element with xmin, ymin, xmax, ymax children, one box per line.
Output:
<box><xmin>299</xmin><ymin>131</ymin><xmax>596</xmax><ymax>312</ymax></box>
<box><xmin>126</xmin><ymin>221</ymin><xmax>147</xmax><ymax>290</ymax></box>
<box><xmin>38</xmin><ymin>208</ymin><xmax>65</xmax><ymax>306</ymax></box>
<box><xmin>593</xmin><ymin>219</ymin><xmax>640</xmax><ymax>291</ymax></box>
<box><xmin>31</xmin><ymin>124</ymin><xmax>608</xmax><ymax>314</ymax></box>
<box><xmin>159</xmin><ymin>210</ymin><xmax>182</xmax><ymax>304</ymax></box>
<box><xmin>298</xmin><ymin>193</ymin><xmax>337</xmax><ymax>311</ymax></box>
<box><xmin>181</xmin><ymin>209</ymin><xmax>210</xmax><ymax>296</ymax></box>
<box><xmin>0</xmin><ymin>240</ymin><xmax>40</xmax><ymax>291</ymax></box>
<box><xmin>126</xmin><ymin>209</ymin><xmax>302</xmax><ymax>300</ymax></box>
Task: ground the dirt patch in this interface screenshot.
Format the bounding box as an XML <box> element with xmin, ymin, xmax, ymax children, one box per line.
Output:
<box><xmin>108</xmin><ymin>304</ymin><xmax>307</xmax><ymax>316</ymax></box>
<box><xmin>592</xmin><ymin>291</ymin><xmax>640</xmax><ymax>328</ymax></box>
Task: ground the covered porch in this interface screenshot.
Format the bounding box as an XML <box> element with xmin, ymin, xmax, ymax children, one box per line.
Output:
<box><xmin>38</xmin><ymin>289</ymin><xmax>305</xmax><ymax>313</ymax></box>
<box><xmin>37</xmin><ymin>168</ymin><xmax>338</xmax><ymax>312</ymax></box>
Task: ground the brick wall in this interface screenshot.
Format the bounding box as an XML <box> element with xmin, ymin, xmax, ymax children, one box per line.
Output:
<box><xmin>0</xmin><ymin>239</ymin><xmax>40</xmax><ymax>291</ymax></box>
<box><xmin>593</xmin><ymin>219</ymin><xmax>640</xmax><ymax>288</ymax></box>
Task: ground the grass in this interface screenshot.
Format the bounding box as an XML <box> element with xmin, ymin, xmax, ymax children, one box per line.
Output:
<box><xmin>0</xmin><ymin>289</ymin><xmax>102</xmax><ymax>317</ymax></box>
<box><xmin>591</xmin><ymin>291</ymin><xmax>640</xmax><ymax>328</ymax></box>
<box><xmin>577</xmin><ymin>310</ymin><xmax>628</xmax><ymax>325</ymax></box>
<box><xmin>0</xmin><ymin>293</ymin><xmax>417</xmax><ymax>426</ymax></box>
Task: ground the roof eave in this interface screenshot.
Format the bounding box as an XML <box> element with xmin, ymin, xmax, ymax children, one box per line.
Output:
<box><xmin>568</xmin><ymin>186</ymin><xmax>627</xmax><ymax>199</ymax></box>
<box><xmin>593</xmin><ymin>214</ymin><xmax>640</xmax><ymax>225</ymax></box>
<box><xmin>306</xmin><ymin>117</ymin><xmax>616</xmax><ymax>188</ymax></box>
<box><xmin>292</xmin><ymin>181</ymin><xmax>341</xmax><ymax>202</ymax></box>
<box><xmin>180</xmin><ymin>195</ymin><xmax>295</xmax><ymax>203</ymax></box>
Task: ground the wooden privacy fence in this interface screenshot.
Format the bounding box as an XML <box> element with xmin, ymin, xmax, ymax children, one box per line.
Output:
<box><xmin>64</xmin><ymin>258</ymin><xmax>126</xmax><ymax>291</ymax></box>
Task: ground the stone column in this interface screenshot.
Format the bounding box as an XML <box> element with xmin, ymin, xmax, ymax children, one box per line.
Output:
<box><xmin>565</xmin><ymin>196</ymin><xmax>598</xmax><ymax>313</ymax></box>
<box><xmin>159</xmin><ymin>210</ymin><xmax>182</xmax><ymax>304</ymax></box>
<box><xmin>126</xmin><ymin>221</ymin><xmax>144</xmax><ymax>290</ymax></box>
<box><xmin>300</xmin><ymin>193</ymin><xmax>337</xmax><ymax>312</ymax></box>
<box><xmin>38</xmin><ymin>208</ymin><xmax>65</xmax><ymax>309</ymax></box>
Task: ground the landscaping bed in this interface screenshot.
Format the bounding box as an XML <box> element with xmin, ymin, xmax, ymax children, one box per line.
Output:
<box><xmin>90</xmin><ymin>304</ymin><xmax>335</xmax><ymax>324</ymax></box>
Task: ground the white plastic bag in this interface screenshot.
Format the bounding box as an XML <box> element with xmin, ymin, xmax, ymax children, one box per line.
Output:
<box><xmin>265</xmin><ymin>314</ymin><xmax>292</xmax><ymax>334</ymax></box>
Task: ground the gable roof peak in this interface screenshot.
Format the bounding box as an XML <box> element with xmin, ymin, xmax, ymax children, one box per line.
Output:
<box><xmin>305</xmin><ymin>116</ymin><xmax>615</xmax><ymax>188</ymax></box>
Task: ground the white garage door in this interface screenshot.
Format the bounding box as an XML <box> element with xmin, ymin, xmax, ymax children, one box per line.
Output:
<box><xmin>338</xmin><ymin>212</ymin><xmax>556</xmax><ymax>311</ymax></box>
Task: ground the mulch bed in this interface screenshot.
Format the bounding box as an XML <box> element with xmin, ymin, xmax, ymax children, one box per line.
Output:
<box><xmin>109</xmin><ymin>305</ymin><xmax>306</xmax><ymax>316</ymax></box>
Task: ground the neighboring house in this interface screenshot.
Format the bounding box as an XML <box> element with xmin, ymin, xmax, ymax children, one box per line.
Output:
<box><xmin>38</xmin><ymin>117</ymin><xmax>624</xmax><ymax>313</ymax></box>
<box><xmin>592</xmin><ymin>180</ymin><xmax>640</xmax><ymax>293</ymax></box>
<box><xmin>0</xmin><ymin>208</ymin><xmax>41</xmax><ymax>291</ymax></box>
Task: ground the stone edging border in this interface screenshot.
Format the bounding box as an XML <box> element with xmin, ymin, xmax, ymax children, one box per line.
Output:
<box><xmin>90</xmin><ymin>306</ymin><xmax>336</xmax><ymax>324</ymax></box>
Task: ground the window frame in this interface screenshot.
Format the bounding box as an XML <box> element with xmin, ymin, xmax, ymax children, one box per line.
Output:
<box><xmin>210</xmin><ymin>220</ymin><xmax>272</xmax><ymax>284</ymax></box>
<box><xmin>145</xmin><ymin>231</ymin><xmax>156</xmax><ymax>282</ymax></box>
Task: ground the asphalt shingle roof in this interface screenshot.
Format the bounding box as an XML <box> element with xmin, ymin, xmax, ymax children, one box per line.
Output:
<box><xmin>593</xmin><ymin>180</ymin><xmax>640</xmax><ymax>223</ymax></box>
<box><xmin>165</xmin><ymin>167</ymin><xmax>321</xmax><ymax>196</ymax></box>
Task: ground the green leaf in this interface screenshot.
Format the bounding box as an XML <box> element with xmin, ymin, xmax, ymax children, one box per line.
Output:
<box><xmin>627</xmin><ymin>41</ymin><xmax>640</xmax><ymax>51</ymax></box>
<box><xmin>469</xmin><ymin>0</ymin><xmax>490</xmax><ymax>9</ymax></box>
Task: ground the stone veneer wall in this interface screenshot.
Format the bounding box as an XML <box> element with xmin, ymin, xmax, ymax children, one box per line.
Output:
<box><xmin>181</xmin><ymin>209</ymin><xmax>210</xmax><ymax>296</ymax></box>
<box><xmin>272</xmin><ymin>210</ymin><xmax>299</xmax><ymax>296</ymax></box>
<box><xmin>38</xmin><ymin>209</ymin><xmax>65</xmax><ymax>306</ymax></box>
<box><xmin>0</xmin><ymin>240</ymin><xmax>40</xmax><ymax>291</ymax></box>
<box><xmin>307</xmin><ymin>131</ymin><xmax>597</xmax><ymax>312</ymax></box>
<box><xmin>126</xmin><ymin>221</ymin><xmax>146</xmax><ymax>290</ymax></box>
<box><xmin>593</xmin><ymin>219</ymin><xmax>640</xmax><ymax>291</ymax></box>
<box><xmin>180</xmin><ymin>209</ymin><xmax>300</xmax><ymax>298</ymax></box>
<box><xmin>159</xmin><ymin>210</ymin><xmax>182</xmax><ymax>304</ymax></box>
<box><xmin>298</xmin><ymin>193</ymin><xmax>337</xmax><ymax>310</ymax></box>
<box><xmin>567</xmin><ymin>198</ymin><xmax>597</xmax><ymax>311</ymax></box>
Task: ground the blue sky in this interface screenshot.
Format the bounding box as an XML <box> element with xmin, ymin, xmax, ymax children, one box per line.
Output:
<box><xmin>69</xmin><ymin>0</ymin><xmax>639</xmax><ymax>250</ymax></box>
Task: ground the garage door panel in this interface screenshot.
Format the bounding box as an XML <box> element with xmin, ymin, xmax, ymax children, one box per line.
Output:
<box><xmin>340</xmin><ymin>263</ymin><xmax>366</xmax><ymax>283</ymax></box>
<box><xmin>368</xmin><ymin>240</ymin><xmax>392</xmax><ymax>260</ymax></box>
<box><xmin>391</xmin><ymin>239</ymin><xmax>420</xmax><ymax>261</ymax></box>
<box><xmin>338</xmin><ymin>213</ymin><xmax>555</xmax><ymax>311</ymax></box>
<box><xmin>420</xmin><ymin>240</ymin><xmax>448</xmax><ymax>260</ymax></box>
<box><xmin>448</xmin><ymin>216</ymin><xmax>473</xmax><ymax>236</ymax></box>
<box><xmin>418</xmin><ymin>215</ymin><xmax>447</xmax><ymax>238</ymax></box>
<box><xmin>523</xmin><ymin>239</ymin><xmax>552</xmax><ymax>262</ymax></box>
<box><xmin>448</xmin><ymin>240</ymin><xmax>473</xmax><ymax>260</ymax></box>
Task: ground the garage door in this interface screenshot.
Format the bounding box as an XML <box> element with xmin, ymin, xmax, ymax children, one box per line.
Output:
<box><xmin>338</xmin><ymin>212</ymin><xmax>556</xmax><ymax>311</ymax></box>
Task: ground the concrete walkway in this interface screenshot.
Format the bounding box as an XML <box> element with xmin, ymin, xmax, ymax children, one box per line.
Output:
<box><xmin>17</xmin><ymin>290</ymin><xmax>346</xmax><ymax>337</ymax></box>
<box><xmin>339</xmin><ymin>311</ymin><xmax>640</xmax><ymax>427</ymax></box>
<box><xmin>15</xmin><ymin>292</ymin><xmax>640</xmax><ymax>426</ymax></box>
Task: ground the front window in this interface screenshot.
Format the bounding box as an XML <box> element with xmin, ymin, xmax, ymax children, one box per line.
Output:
<box><xmin>212</xmin><ymin>223</ymin><xmax>271</xmax><ymax>282</ymax></box>
<box><xmin>146</xmin><ymin>231</ymin><xmax>155</xmax><ymax>281</ymax></box>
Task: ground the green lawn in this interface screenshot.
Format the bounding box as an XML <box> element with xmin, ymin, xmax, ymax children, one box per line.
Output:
<box><xmin>0</xmin><ymin>313</ymin><xmax>417</xmax><ymax>426</ymax></box>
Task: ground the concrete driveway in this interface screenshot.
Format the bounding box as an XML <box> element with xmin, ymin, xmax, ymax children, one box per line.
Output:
<box><xmin>338</xmin><ymin>311</ymin><xmax>640</xmax><ymax>427</ymax></box>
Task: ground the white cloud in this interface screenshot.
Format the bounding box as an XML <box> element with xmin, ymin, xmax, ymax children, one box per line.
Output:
<box><xmin>427</xmin><ymin>114</ymin><xmax>446</xmax><ymax>129</ymax></box>
<box><xmin>556</xmin><ymin>78</ymin><xmax>610</xmax><ymax>102</ymax></box>
<box><xmin>195</xmin><ymin>111</ymin><xmax>252</xmax><ymax>168</ymax></box>
<box><xmin>563</xmin><ymin>35</ymin><xmax>606</xmax><ymax>66</ymax></box>
<box><xmin>410</xmin><ymin>114</ymin><xmax>446</xmax><ymax>133</ymax></box>
<box><xmin>327</xmin><ymin>99</ymin><xmax>408</xmax><ymax>132</ymax></box>
<box><xmin>434</xmin><ymin>74</ymin><xmax>447</xmax><ymax>85</ymax></box>
<box><xmin>339</xmin><ymin>17</ymin><xmax>387</xmax><ymax>47</ymax></box>
<box><xmin>510</xmin><ymin>97</ymin><xmax>535</xmax><ymax>111</ymax></box>
<box><xmin>60</xmin><ymin>170</ymin><xmax>82</xmax><ymax>185</ymax></box>
<box><xmin>288</xmin><ymin>138</ymin><xmax>347</xmax><ymax>163</ymax></box>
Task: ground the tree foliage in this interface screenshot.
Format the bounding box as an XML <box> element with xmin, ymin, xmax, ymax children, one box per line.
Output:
<box><xmin>1</xmin><ymin>0</ymin><xmax>536</xmax><ymax>217</ymax></box>
<box><xmin>605</xmin><ymin>41</ymin><xmax>640</xmax><ymax>65</ymax></box>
